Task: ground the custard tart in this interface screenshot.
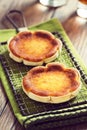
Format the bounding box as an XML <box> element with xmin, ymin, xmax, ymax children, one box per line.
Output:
<box><xmin>8</xmin><ymin>30</ymin><xmax>62</xmax><ymax>66</ymax></box>
<box><xmin>22</xmin><ymin>62</ymin><xmax>81</xmax><ymax>103</ymax></box>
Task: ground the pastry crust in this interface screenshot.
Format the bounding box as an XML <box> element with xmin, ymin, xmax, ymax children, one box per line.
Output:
<box><xmin>22</xmin><ymin>62</ymin><xmax>81</xmax><ymax>103</ymax></box>
<box><xmin>8</xmin><ymin>30</ymin><xmax>62</xmax><ymax>66</ymax></box>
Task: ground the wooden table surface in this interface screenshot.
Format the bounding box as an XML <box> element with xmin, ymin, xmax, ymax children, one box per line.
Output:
<box><xmin>0</xmin><ymin>0</ymin><xmax>87</xmax><ymax>130</ymax></box>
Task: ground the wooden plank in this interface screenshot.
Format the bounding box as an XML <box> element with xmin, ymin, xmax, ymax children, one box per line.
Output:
<box><xmin>0</xmin><ymin>103</ymin><xmax>15</xmax><ymax>130</ymax></box>
<box><xmin>52</xmin><ymin>0</ymin><xmax>87</xmax><ymax>65</ymax></box>
<box><xmin>10</xmin><ymin>120</ymin><xmax>25</xmax><ymax>130</ymax></box>
<box><xmin>1</xmin><ymin>1</ymin><xmax>54</xmax><ymax>29</ymax></box>
<box><xmin>0</xmin><ymin>82</ymin><xmax>8</xmax><ymax>116</ymax></box>
<box><xmin>23</xmin><ymin>2</ymin><xmax>55</xmax><ymax>27</ymax></box>
<box><xmin>53</xmin><ymin>0</ymin><xmax>78</xmax><ymax>22</ymax></box>
<box><xmin>0</xmin><ymin>0</ymin><xmax>37</xmax><ymax>29</ymax></box>
<box><xmin>63</xmin><ymin>16</ymin><xmax>87</xmax><ymax>65</ymax></box>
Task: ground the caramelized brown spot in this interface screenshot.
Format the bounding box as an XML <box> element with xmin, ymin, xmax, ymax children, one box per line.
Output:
<box><xmin>30</xmin><ymin>67</ymin><xmax>45</xmax><ymax>76</ymax></box>
<box><xmin>52</xmin><ymin>39</ymin><xmax>59</xmax><ymax>46</ymax></box>
<box><xmin>47</xmin><ymin>64</ymin><xmax>63</xmax><ymax>71</ymax></box>
<box><xmin>19</xmin><ymin>32</ymin><xmax>32</xmax><ymax>39</ymax></box>
<box><xmin>65</xmin><ymin>69</ymin><xmax>76</xmax><ymax>79</ymax></box>
<box><xmin>23</xmin><ymin>76</ymin><xmax>31</xmax><ymax>92</ymax></box>
<box><xmin>30</xmin><ymin>88</ymin><xmax>49</xmax><ymax>96</ymax></box>
<box><xmin>35</xmin><ymin>31</ymin><xmax>52</xmax><ymax>40</ymax></box>
<box><xmin>13</xmin><ymin>37</ymin><xmax>19</xmax><ymax>42</ymax></box>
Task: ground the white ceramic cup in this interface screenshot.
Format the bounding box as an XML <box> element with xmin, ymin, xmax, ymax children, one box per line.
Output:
<box><xmin>39</xmin><ymin>0</ymin><xmax>67</xmax><ymax>7</ymax></box>
<box><xmin>77</xmin><ymin>0</ymin><xmax>87</xmax><ymax>18</ymax></box>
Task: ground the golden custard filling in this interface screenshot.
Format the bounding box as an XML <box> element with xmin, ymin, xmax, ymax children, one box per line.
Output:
<box><xmin>30</xmin><ymin>71</ymin><xmax>71</xmax><ymax>96</ymax></box>
<box><xmin>15</xmin><ymin>37</ymin><xmax>54</xmax><ymax>58</ymax></box>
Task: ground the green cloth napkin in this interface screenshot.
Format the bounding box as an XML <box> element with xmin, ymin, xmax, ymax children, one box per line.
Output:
<box><xmin>0</xmin><ymin>18</ymin><xmax>87</xmax><ymax>129</ymax></box>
